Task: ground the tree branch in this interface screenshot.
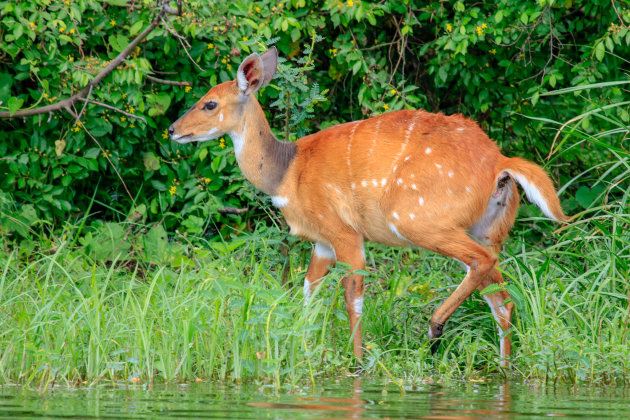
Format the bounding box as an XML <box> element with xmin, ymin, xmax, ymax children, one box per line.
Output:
<box><xmin>146</xmin><ymin>75</ymin><xmax>191</xmax><ymax>86</ymax></box>
<box><xmin>77</xmin><ymin>98</ymin><xmax>147</xmax><ymax>122</ymax></box>
<box><xmin>0</xmin><ymin>1</ymin><xmax>180</xmax><ymax>119</ymax></box>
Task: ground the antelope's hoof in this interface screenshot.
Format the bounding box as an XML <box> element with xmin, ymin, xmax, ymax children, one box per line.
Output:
<box><xmin>428</xmin><ymin>321</ymin><xmax>444</xmax><ymax>354</ymax></box>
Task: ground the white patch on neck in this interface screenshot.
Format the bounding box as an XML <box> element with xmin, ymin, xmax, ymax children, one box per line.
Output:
<box><xmin>314</xmin><ymin>242</ymin><xmax>336</xmax><ymax>260</ymax></box>
<box><xmin>229</xmin><ymin>131</ymin><xmax>246</xmax><ymax>158</ymax></box>
<box><xmin>271</xmin><ymin>196</ymin><xmax>289</xmax><ymax>208</ymax></box>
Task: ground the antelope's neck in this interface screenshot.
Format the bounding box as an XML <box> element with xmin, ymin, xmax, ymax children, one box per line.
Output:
<box><xmin>229</xmin><ymin>99</ymin><xmax>297</xmax><ymax>196</ymax></box>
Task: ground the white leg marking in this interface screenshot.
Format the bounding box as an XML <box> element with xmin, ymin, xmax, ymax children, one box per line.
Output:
<box><xmin>353</xmin><ymin>296</ymin><xmax>363</xmax><ymax>316</ymax></box>
<box><xmin>303</xmin><ymin>278</ymin><xmax>311</xmax><ymax>305</ymax></box>
<box><xmin>271</xmin><ymin>196</ymin><xmax>289</xmax><ymax>208</ymax></box>
<box><xmin>314</xmin><ymin>242</ymin><xmax>336</xmax><ymax>260</ymax></box>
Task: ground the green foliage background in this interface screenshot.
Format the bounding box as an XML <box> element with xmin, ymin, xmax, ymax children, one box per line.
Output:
<box><xmin>0</xmin><ymin>0</ymin><xmax>628</xmax><ymax>237</ymax></box>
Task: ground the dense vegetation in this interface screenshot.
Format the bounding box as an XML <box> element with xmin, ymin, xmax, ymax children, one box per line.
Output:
<box><xmin>0</xmin><ymin>0</ymin><xmax>628</xmax><ymax>386</ymax></box>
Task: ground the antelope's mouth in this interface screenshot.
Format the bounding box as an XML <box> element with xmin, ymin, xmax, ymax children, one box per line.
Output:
<box><xmin>171</xmin><ymin>133</ymin><xmax>193</xmax><ymax>143</ymax></box>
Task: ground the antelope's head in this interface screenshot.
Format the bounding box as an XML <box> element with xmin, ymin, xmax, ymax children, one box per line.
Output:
<box><xmin>168</xmin><ymin>46</ymin><xmax>278</xmax><ymax>144</ymax></box>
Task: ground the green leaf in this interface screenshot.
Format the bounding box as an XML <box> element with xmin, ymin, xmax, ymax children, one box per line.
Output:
<box><xmin>595</xmin><ymin>42</ymin><xmax>605</xmax><ymax>61</ymax></box>
<box><xmin>129</xmin><ymin>20</ymin><xmax>144</xmax><ymax>36</ymax></box>
<box><xmin>438</xmin><ymin>67</ymin><xmax>447</xmax><ymax>83</ymax></box>
<box><xmin>494</xmin><ymin>10</ymin><xmax>504</xmax><ymax>24</ymax></box>
<box><xmin>7</xmin><ymin>96</ymin><xmax>24</xmax><ymax>116</ymax></box>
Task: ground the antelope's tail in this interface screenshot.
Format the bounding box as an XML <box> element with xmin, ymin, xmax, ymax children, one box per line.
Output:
<box><xmin>500</xmin><ymin>157</ymin><xmax>572</xmax><ymax>223</ymax></box>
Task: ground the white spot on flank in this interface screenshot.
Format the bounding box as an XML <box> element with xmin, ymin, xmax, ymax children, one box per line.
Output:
<box><xmin>425</xmin><ymin>147</ymin><xmax>432</xmax><ymax>154</ymax></box>
<box><xmin>361</xmin><ymin>180</ymin><xmax>367</xmax><ymax>187</ymax></box>
<box><xmin>409</xmin><ymin>213</ymin><xmax>415</xmax><ymax>220</ymax></box>
<box><xmin>389</xmin><ymin>223</ymin><xmax>410</xmax><ymax>242</ymax></box>
<box><xmin>466</xmin><ymin>186</ymin><xmax>472</xmax><ymax>193</ymax></box>
<box><xmin>404</xmin><ymin>155</ymin><xmax>411</xmax><ymax>162</ymax></box>
<box><xmin>448</xmin><ymin>171</ymin><xmax>454</xmax><ymax>178</ymax></box>
<box><xmin>447</xmin><ymin>189</ymin><xmax>453</xmax><ymax>195</ymax></box>
<box><xmin>397</xmin><ymin>178</ymin><xmax>403</xmax><ymax>185</ymax></box>
<box><xmin>314</xmin><ymin>242</ymin><xmax>336</xmax><ymax>260</ymax></box>
<box><xmin>457</xmin><ymin>127</ymin><xmax>465</xmax><ymax>131</ymax></box>
<box><xmin>393</xmin><ymin>212</ymin><xmax>399</xmax><ymax>220</ymax></box>
<box><xmin>419</xmin><ymin>197</ymin><xmax>424</xmax><ymax>206</ymax></box>
<box><xmin>372</xmin><ymin>179</ymin><xmax>378</xmax><ymax>187</ymax></box>
<box><xmin>271</xmin><ymin>196</ymin><xmax>289</xmax><ymax>208</ymax></box>
<box><xmin>381</xmin><ymin>178</ymin><xmax>387</xmax><ymax>186</ymax></box>
<box><xmin>411</xmin><ymin>184</ymin><xmax>417</xmax><ymax>190</ymax></box>
<box><xmin>351</xmin><ymin>182</ymin><xmax>356</xmax><ymax>190</ymax></box>
<box><xmin>219</xmin><ymin>113</ymin><xmax>224</xmax><ymax>122</ymax></box>
<box><xmin>410</xmin><ymin>173</ymin><xmax>415</xmax><ymax>178</ymax></box>
<box><xmin>435</xmin><ymin>163</ymin><xmax>442</xmax><ymax>169</ymax></box>
<box><xmin>303</xmin><ymin>278</ymin><xmax>311</xmax><ymax>305</ymax></box>
<box><xmin>354</xmin><ymin>296</ymin><xmax>363</xmax><ymax>316</ymax></box>
<box><xmin>392</xmin><ymin>165</ymin><xmax>397</xmax><ymax>173</ymax></box>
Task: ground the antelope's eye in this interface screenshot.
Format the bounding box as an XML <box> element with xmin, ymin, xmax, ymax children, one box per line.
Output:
<box><xmin>202</xmin><ymin>101</ymin><xmax>217</xmax><ymax>111</ymax></box>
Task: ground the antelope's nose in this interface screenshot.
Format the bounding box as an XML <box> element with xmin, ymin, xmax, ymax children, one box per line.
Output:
<box><xmin>168</xmin><ymin>126</ymin><xmax>175</xmax><ymax>137</ymax></box>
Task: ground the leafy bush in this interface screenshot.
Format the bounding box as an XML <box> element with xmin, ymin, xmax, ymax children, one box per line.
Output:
<box><xmin>0</xmin><ymin>0</ymin><xmax>628</xmax><ymax>239</ymax></box>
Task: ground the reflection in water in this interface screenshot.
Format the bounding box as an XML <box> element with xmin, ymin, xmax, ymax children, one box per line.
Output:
<box><xmin>0</xmin><ymin>378</ymin><xmax>628</xmax><ymax>419</ymax></box>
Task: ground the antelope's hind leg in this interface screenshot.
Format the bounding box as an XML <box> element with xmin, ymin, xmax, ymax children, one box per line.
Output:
<box><xmin>469</xmin><ymin>173</ymin><xmax>519</xmax><ymax>366</ymax></box>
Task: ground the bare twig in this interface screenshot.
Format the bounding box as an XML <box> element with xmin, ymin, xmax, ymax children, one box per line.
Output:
<box><xmin>146</xmin><ymin>75</ymin><xmax>191</xmax><ymax>86</ymax></box>
<box><xmin>75</xmin><ymin>85</ymin><xmax>93</xmax><ymax>123</ymax></box>
<box><xmin>77</xmin><ymin>98</ymin><xmax>147</xmax><ymax>122</ymax></box>
<box><xmin>0</xmin><ymin>1</ymin><xmax>181</xmax><ymax>119</ymax></box>
<box><xmin>217</xmin><ymin>207</ymin><xmax>249</xmax><ymax>215</ymax></box>
<box><xmin>81</xmin><ymin>124</ymin><xmax>137</xmax><ymax>207</ymax></box>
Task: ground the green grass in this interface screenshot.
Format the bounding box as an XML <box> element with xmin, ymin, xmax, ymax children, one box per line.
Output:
<box><xmin>0</xmin><ymin>169</ymin><xmax>627</xmax><ymax>388</ymax></box>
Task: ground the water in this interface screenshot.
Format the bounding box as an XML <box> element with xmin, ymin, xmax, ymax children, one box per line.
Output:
<box><xmin>1</xmin><ymin>379</ymin><xmax>628</xmax><ymax>419</ymax></box>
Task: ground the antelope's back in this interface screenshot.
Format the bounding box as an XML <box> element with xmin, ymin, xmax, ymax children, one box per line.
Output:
<box><xmin>288</xmin><ymin>110</ymin><xmax>508</xmax><ymax>241</ymax></box>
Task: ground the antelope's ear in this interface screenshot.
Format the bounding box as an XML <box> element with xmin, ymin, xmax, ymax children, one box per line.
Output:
<box><xmin>259</xmin><ymin>46</ymin><xmax>278</xmax><ymax>86</ymax></box>
<box><xmin>237</xmin><ymin>53</ymin><xmax>265</xmax><ymax>95</ymax></box>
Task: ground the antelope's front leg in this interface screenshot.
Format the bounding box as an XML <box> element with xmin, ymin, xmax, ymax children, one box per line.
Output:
<box><xmin>303</xmin><ymin>242</ymin><xmax>336</xmax><ymax>304</ymax></box>
<box><xmin>331</xmin><ymin>233</ymin><xmax>365</xmax><ymax>359</ymax></box>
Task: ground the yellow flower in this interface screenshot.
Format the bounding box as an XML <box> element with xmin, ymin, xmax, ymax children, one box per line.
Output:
<box><xmin>255</xmin><ymin>6</ymin><xmax>261</xmax><ymax>12</ymax></box>
<box><xmin>482</xmin><ymin>23</ymin><xmax>487</xmax><ymax>29</ymax></box>
<box><xmin>110</xmin><ymin>19</ymin><xmax>116</xmax><ymax>26</ymax></box>
<box><xmin>347</xmin><ymin>0</ymin><xmax>354</xmax><ymax>6</ymax></box>
<box><xmin>490</xmin><ymin>48</ymin><xmax>497</xmax><ymax>54</ymax></box>
<box><xmin>242</xmin><ymin>36</ymin><xmax>248</xmax><ymax>41</ymax></box>
<box><xmin>227</xmin><ymin>64</ymin><xmax>232</xmax><ymax>70</ymax></box>
<box><xmin>121</xmin><ymin>116</ymin><xmax>126</xmax><ymax>122</ymax></box>
<box><xmin>59</xmin><ymin>27</ymin><xmax>65</xmax><ymax>32</ymax></box>
<box><xmin>69</xmin><ymin>28</ymin><xmax>75</xmax><ymax>34</ymax></box>
<box><xmin>29</xmin><ymin>22</ymin><xmax>36</xmax><ymax>28</ymax></box>
<box><xmin>169</xmin><ymin>185</ymin><xmax>177</xmax><ymax>195</ymax></box>
<box><xmin>162</xmin><ymin>129</ymin><xmax>169</xmax><ymax>139</ymax></box>
<box><xmin>204</xmin><ymin>177</ymin><xmax>211</xmax><ymax>183</ymax></box>
<box><xmin>213</xmin><ymin>26</ymin><xmax>218</xmax><ymax>31</ymax></box>
<box><xmin>207</xmin><ymin>43</ymin><xmax>214</xmax><ymax>49</ymax></box>
<box><xmin>390</xmin><ymin>89</ymin><xmax>396</xmax><ymax>95</ymax></box>
<box><xmin>68</xmin><ymin>56</ymin><xmax>74</xmax><ymax>62</ymax></box>
<box><xmin>221</xmin><ymin>58</ymin><xmax>227</xmax><ymax>64</ymax></box>
<box><xmin>185</xmin><ymin>86</ymin><xmax>192</xmax><ymax>92</ymax></box>
<box><xmin>279</xmin><ymin>3</ymin><xmax>283</xmax><ymax>7</ymax></box>
<box><xmin>130</xmin><ymin>124</ymin><xmax>135</xmax><ymax>128</ymax></box>
<box><xmin>476</xmin><ymin>26</ymin><xmax>483</xmax><ymax>35</ymax></box>
<box><xmin>122</xmin><ymin>93</ymin><xmax>127</xmax><ymax>99</ymax></box>
<box><xmin>129</xmin><ymin>107</ymin><xmax>134</xmax><ymax>113</ymax></box>
<box><xmin>383</xmin><ymin>104</ymin><xmax>389</xmax><ymax>110</ymax></box>
<box><xmin>446</xmin><ymin>23</ymin><xmax>452</xmax><ymax>32</ymax></box>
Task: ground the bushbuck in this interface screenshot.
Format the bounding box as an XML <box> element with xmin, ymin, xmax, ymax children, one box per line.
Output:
<box><xmin>168</xmin><ymin>46</ymin><xmax>571</xmax><ymax>367</ymax></box>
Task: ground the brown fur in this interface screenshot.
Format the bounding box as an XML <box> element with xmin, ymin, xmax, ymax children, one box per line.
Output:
<box><xmin>169</xmin><ymin>48</ymin><xmax>571</xmax><ymax>366</ymax></box>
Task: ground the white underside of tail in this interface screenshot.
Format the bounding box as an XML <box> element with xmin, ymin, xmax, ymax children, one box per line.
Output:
<box><xmin>505</xmin><ymin>170</ymin><xmax>557</xmax><ymax>221</ymax></box>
